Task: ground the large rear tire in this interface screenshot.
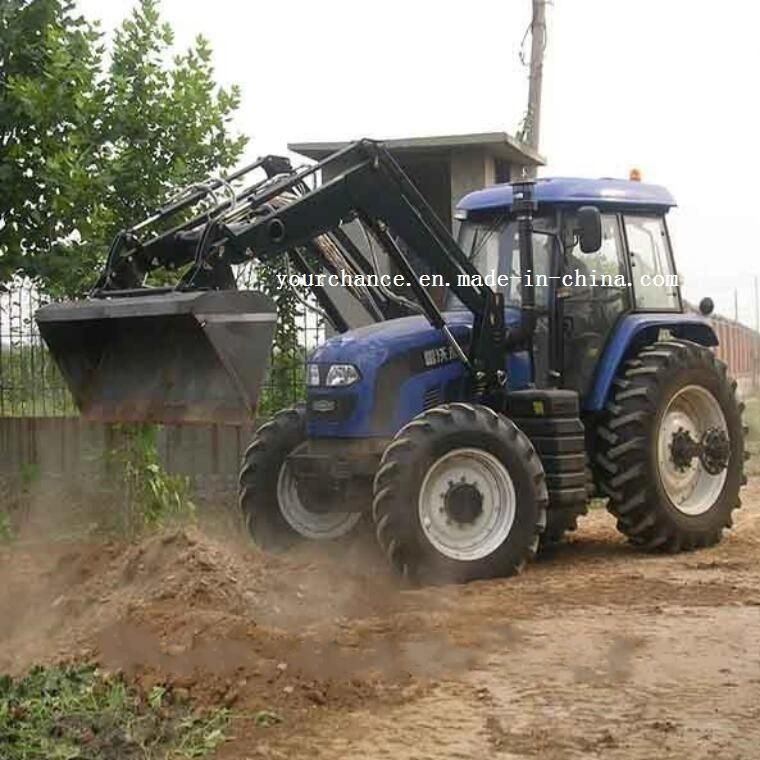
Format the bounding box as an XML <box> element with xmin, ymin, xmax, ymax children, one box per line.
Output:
<box><xmin>372</xmin><ymin>403</ymin><xmax>548</xmax><ymax>585</ymax></box>
<box><xmin>239</xmin><ymin>407</ymin><xmax>361</xmax><ymax>551</ymax></box>
<box><xmin>594</xmin><ymin>339</ymin><xmax>746</xmax><ymax>551</ymax></box>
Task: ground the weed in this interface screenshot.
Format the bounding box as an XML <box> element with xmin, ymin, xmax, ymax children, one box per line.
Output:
<box><xmin>0</xmin><ymin>510</ymin><xmax>13</xmax><ymax>543</ymax></box>
<box><xmin>0</xmin><ymin>663</ymin><xmax>230</xmax><ymax>759</ymax></box>
<box><xmin>744</xmin><ymin>396</ymin><xmax>760</xmax><ymax>443</ymax></box>
<box><xmin>109</xmin><ymin>424</ymin><xmax>196</xmax><ymax>535</ymax></box>
<box><xmin>253</xmin><ymin>709</ymin><xmax>283</xmax><ymax>727</ymax></box>
<box><xmin>742</xmin><ymin>396</ymin><xmax>760</xmax><ymax>476</ymax></box>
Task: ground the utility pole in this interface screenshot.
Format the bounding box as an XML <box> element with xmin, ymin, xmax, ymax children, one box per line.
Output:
<box><xmin>755</xmin><ymin>275</ymin><xmax>759</xmax><ymax>332</ymax></box>
<box><xmin>523</xmin><ymin>0</ymin><xmax>548</xmax><ymax>172</ymax></box>
<box><xmin>734</xmin><ymin>288</ymin><xmax>739</xmax><ymax>322</ymax></box>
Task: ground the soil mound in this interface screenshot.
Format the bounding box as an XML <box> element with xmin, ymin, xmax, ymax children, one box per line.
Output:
<box><xmin>0</xmin><ymin>526</ymin><xmax>424</xmax><ymax>714</ymax></box>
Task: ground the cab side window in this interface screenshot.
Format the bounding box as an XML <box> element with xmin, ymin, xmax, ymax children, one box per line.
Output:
<box><xmin>499</xmin><ymin>224</ymin><xmax>552</xmax><ymax>310</ymax></box>
<box><xmin>624</xmin><ymin>216</ymin><xmax>679</xmax><ymax>310</ymax></box>
<box><xmin>567</xmin><ymin>213</ymin><xmax>627</xmax><ymax>294</ymax></box>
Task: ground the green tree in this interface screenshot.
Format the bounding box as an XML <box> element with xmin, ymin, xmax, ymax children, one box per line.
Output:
<box><xmin>1</xmin><ymin>0</ymin><xmax>305</xmax><ymax>415</ymax></box>
<box><xmin>0</xmin><ymin>0</ymin><xmax>246</xmax><ymax>296</ymax></box>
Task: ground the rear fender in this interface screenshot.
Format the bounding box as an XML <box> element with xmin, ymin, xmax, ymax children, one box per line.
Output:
<box><xmin>585</xmin><ymin>314</ymin><xmax>718</xmax><ymax>412</ymax></box>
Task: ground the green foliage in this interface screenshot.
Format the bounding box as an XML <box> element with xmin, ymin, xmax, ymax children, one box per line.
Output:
<box><xmin>2</xmin><ymin>0</ymin><xmax>308</xmax><ymax>416</ymax></box>
<box><xmin>742</xmin><ymin>395</ymin><xmax>760</xmax><ymax>476</ymax></box>
<box><xmin>743</xmin><ymin>395</ymin><xmax>760</xmax><ymax>442</ymax></box>
<box><xmin>0</xmin><ymin>0</ymin><xmax>246</xmax><ymax>297</ymax></box>
<box><xmin>0</xmin><ymin>463</ymin><xmax>42</xmax><ymax>544</ymax></box>
<box><xmin>111</xmin><ymin>424</ymin><xmax>196</xmax><ymax>534</ymax></box>
<box><xmin>0</xmin><ymin>341</ymin><xmax>76</xmax><ymax>416</ymax></box>
<box><xmin>253</xmin><ymin>709</ymin><xmax>282</xmax><ymax>728</ymax></box>
<box><xmin>257</xmin><ymin>346</ymin><xmax>306</xmax><ymax>418</ymax></box>
<box><xmin>240</xmin><ymin>257</ymin><xmax>311</xmax><ymax>417</ymax></box>
<box><xmin>0</xmin><ymin>510</ymin><xmax>13</xmax><ymax>542</ymax></box>
<box><xmin>0</xmin><ymin>663</ymin><xmax>230</xmax><ymax>759</ymax></box>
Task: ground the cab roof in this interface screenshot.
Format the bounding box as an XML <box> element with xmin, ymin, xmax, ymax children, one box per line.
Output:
<box><xmin>457</xmin><ymin>177</ymin><xmax>676</xmax><ymax>214</ymax></box>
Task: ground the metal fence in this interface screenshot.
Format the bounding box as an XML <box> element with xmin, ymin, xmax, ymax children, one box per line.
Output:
<box><xmin>0</xmin><ymin>276</ymin><xmax>323</xmax><ymax>418</ymax></box>
<box><xmin>0</xmin><ymin>280</ymin><xmax>76</xmax><ymax>416</ymax></box>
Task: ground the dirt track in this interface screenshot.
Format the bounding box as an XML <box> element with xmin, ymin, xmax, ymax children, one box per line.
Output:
<box><xmin>3</xmin><ymin>482</ymin><xmax>760</xmax><ymax>759</ymax></box>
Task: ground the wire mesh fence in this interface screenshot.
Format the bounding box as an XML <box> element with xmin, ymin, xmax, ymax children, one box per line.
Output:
<box><xmin>0</xmin><ymin>277</ymin><xmax>323</xmax><ymax>419</ymax></box>
<box><xmin>236</xmin><ymin>262</ymin><xmax>325</xmax><ymax>417</ymax></box>
<box><xmin>0</xmin><ymin>279</ymin><xmax>76</xmax><ymax>417</ymax></box>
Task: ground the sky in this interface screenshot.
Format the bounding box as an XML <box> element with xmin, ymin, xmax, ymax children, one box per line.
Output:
<box><xmin>77</xmin><ymin>0</ymin><xmax>760</xmax><ymax>326</ymax></box>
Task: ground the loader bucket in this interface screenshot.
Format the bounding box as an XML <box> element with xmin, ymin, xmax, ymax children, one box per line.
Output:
<box><xmin>35</xmin><ymin>290</ymin><xmax>277</xmax><ymax>424</ymax></box>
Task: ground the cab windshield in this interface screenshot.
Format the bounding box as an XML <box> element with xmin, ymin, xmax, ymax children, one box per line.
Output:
<box><xmin>446</xmin><ymin>217</ymin><xmax>553</xmax><ymax>310</ymax></box>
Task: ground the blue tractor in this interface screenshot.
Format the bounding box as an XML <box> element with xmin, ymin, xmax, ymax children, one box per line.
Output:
<box><xmin>37</xmin><ymin>140</ymin><xmax>746</xmax><ymax>585</ymax></box>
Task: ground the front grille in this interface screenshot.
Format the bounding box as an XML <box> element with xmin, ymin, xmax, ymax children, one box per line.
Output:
<box><xmin>423</xmin><ymin>386</ymin><xmax>441</xmax><ymax>411</ymax></box>
<box><xmin>307</xmin><ymin>393</ymin><xmax>357</xmax><ymax>422</ymax></box>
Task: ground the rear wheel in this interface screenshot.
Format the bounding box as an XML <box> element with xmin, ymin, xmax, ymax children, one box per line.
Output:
<box><xmin>239</xmin><ymin>407</ymin><xmax>361</xmax><ymax>551</ymax></box>
<box><xmin>595</xmin><ymin>340</ymin><xmax>746</xmax><ymax>550</ymax></box>
<box><xmin>372</xmin><ymin>403</ymin><xmax>548</xmax><ymax>585</ymax></box>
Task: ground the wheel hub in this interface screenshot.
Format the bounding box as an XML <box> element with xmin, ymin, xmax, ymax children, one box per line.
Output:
<box><xmin>700</xmin><ymin>427</ymin><xmax>730</xmax><ymax>475</ymax></box>
<box><xmin>277</xmin><ymin>462</ymin><xmax>361</xmax><ymax>540</ymax></box>
<box><xmin>418</xmin><ymin>448</ymin><xmax>517</xmax><ymax>562</ymax></box>
<box><xmin>670</xmin><ymin>427</ymin><xmax>702</xmax><ymax>471</ymax></box>
<box><xmin>444</xmin><ymin>480</ymin><xmax>484</xmax><ymax>525</ymax></box>
<box><xmin>295</xmin><ymin>478</ymin><xmax>341</xmax><ymax>514</ymax></box>
<box><xmin>657</xmin><ymin>385</ymin><xmax>729</xmax><ymax>516</ymax></box>
<box><xmin>669</xmin><ymin>425</ymin><xmax>730</xmax><ymax>475</ymax></box>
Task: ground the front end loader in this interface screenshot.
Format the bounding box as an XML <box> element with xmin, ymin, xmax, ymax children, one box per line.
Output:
<box><xmin>37</xmin><ymin>140</ymin><xmax>747</xmax><ymax>585</ymax></box>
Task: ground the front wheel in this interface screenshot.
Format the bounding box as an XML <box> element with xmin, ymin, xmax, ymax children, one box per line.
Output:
<box><xmin>239</xmin><ymin>407</ymin><xmax>362</xmax><ymax>551</ymax></box>
<box><xmin>595</xmin><ymin>339</ymin><xmax>746</xmax><ymax>551</ymax></box>
<box><xmin>372</xmin><ymin>403</ymin><xmax>548</xmax><ymax>585</ymax></box>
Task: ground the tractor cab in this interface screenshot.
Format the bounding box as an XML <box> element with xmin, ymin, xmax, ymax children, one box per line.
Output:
<box><xmin>454</xmin><ymin>177</ymin><xmax>682</xmax><ymax>397</ymax></box>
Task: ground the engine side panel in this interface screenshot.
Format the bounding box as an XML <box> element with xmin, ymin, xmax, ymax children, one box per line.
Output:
<box><xmin>306</xmin><ymin>310</ymin><xmax>532</xmax><ymax>438</ymax></box>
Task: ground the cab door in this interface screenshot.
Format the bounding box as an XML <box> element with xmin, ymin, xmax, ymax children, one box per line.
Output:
<box><xmin>561</xmin><ymin>212</ymin><xmax>631</xmax><ymax>396</ymax></box>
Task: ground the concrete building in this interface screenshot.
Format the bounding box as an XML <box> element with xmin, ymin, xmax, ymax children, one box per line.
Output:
<box><xmin>288</xmin><ymin>132</ymin><xmax>545</xmax><ymax>235</ymax></box>
<box><xmin>288</xmin><ymin>133</ymin><xmax>545</xmax><ymax>326</ymax></box>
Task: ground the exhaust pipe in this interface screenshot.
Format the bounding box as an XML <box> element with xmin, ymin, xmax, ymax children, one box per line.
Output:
<box><xmin>505</xmin><ymin>179</ymin><xmax>537</xmax><ymax>380</ymax></box>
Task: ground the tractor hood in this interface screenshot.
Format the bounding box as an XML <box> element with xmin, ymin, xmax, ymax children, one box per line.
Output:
<box><xmin>307</xmin><ymin>308</ymin><xmax>529</xmax><ymax>438</ymax></box>
<box><xmin>310</xmin><ymin>310</ymin><xmax>477</xmax><ymax>368</ymax></box>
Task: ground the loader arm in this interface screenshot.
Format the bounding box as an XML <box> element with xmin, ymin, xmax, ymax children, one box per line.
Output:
<box><xmin>98</xmin><ymin>140</ymin><xmax>519</xmax><ymax>395</ymax></box>
<box><xmin>209</xmin><ymin>141</ymin><xmax>517</xmax><ymax>395</ymax></box>
<box><xmin>37</xmin><ymin>139</ymin><xmax>538</xmax><ymax>423</ymax></box>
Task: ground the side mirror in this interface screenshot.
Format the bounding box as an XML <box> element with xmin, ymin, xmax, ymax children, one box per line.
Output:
<box><xmin>699</xmin><ymin>297</ymin><xmax>715</xmax><ymax>316</ymax></box>
<box><xmin>577</xmin><ymin>206</ymin><xmax>602</xmax><ymax>253</ymax></box>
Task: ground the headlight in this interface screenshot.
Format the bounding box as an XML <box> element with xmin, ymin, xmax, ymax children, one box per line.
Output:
<box><xmin>325</xmin><ymin>364</ymin><xmax>360</xmax><ymax>387</ymax></box>
<box><xmin>306</xmin><ymin>364</ymin><xmax>321</xmax><ymax>387</ymax></box>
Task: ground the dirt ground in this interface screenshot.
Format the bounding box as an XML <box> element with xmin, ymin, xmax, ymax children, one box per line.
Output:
<box><xmin>2</xmin><ymin>481</ymin><xmax>760</xmax><ymax>760</ymax></box>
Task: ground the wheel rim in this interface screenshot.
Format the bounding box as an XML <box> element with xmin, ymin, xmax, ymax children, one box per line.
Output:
<box><xmin>418</xmin><ymin>448</ymin><xmax>516</xmax><ymax>561</ymax></box>
<box><xmin>277</xmin><ymin>462</ymin><xmax>361</xmax><ymax>540</ymax></box>
<box><xmin>657</xmin><ymin>384</ymin><xmax>728</xmax><ymax>516</ymax></box>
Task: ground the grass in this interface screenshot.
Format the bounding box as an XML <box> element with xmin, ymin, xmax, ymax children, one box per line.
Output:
<box><xmin>0</xmin><ymin>664</ymin><xmax>230</xmax><ymax>759</ymax></box>
<box><xmin>742</xmin><ymin>395</ymin><xmax>760</xmax><ymax>476</ymax></box>
<box><xmin>0</xmin><ymin>510</ymin><xmax>13</xmax><ymax>543</ymax></box>
<box><xmin>743</xmin><ymin>395</ymin><xmax>760</xmax><ymax>440</ymax></box>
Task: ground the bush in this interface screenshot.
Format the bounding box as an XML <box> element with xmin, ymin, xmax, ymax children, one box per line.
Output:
<box><xmin>111</xmin><ymin>424</ymin><xmax>196</xmax><ymax>535</ymax></box>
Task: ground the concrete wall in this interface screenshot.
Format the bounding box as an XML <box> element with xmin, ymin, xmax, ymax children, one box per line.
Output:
<box><xmin>0</xmin><ymin>417</ymin><xmax>257</xmax><ymax>497</ymax></box>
